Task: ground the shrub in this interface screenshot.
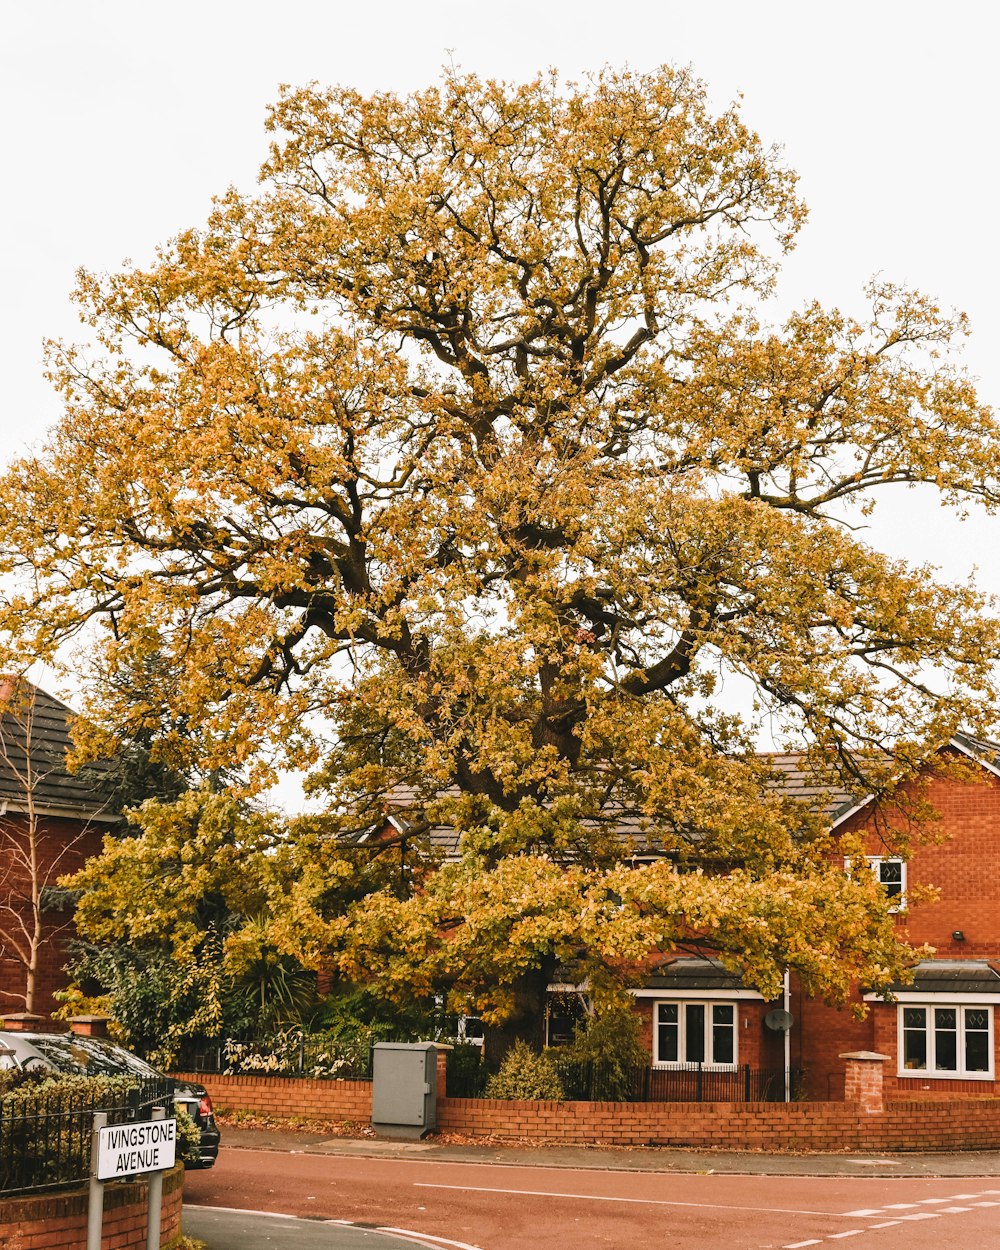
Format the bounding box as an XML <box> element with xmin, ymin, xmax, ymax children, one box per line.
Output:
<box><xmin>222</xmin><ymin>1026</ymin><xmax>372</xmax><ymax>1079</ymax></box>
<box><xmin>0</xmin><ymin>1073</ymin><xmax>157</xmax><ymax>1193</ymax></box>
<box><xmin>174</xmin><ymin>1104</ymin><xmax>203</xmax><ymax>1164</ymax></box>
<box><xmin>484</xmin><ymin>1040</ymin><xmax>564</xmax><ymax>1101</ymax></box>
<box><xmin>555</xmin><ymin>1003</ymin><xmax>650</xmax><ymax>1101</ymax></box>
<box><xmin>445</xmin><ymin>1041</ymin><xmax>490</xmax><ymax>1097</ymax></box>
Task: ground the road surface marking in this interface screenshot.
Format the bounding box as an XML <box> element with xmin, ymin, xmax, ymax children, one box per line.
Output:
<box><xmin>783</xmin><ymin>1242</ymin><xmax>821</xmax><ymax>1248</ymax></box>
<box><xmin>898</xmin><ymin>1212</ymin><xmax>941</xmax><ymax>1221</ymax></box>
<box><xmin>415</xmin><ymin>1183</ymin><xmax>867</xmax><ymax>1218</ymax></box>
<box><xmin>375</xmin><ymin>1229</ymin><xmax>483</xmax><ymax>1250</ymax></box>
<box><xmin>940</xmin><ymin>1206</ymin><xmax>973</xmax><ymax>1213</ymax></box>
<box><xmin>186</xmin><ymin>1205</ymin><xmax>295</xmax><ymax>1219</ymax></box>
<box><xmin>827</xmin><ymin>1233</ymin><xmax>863</xmax><ymax>1241</ymax></box>
<box><xmin>868</xmin><ymin>1223</ymin><xmax>901</xmax><ymax>1230</ymax></box>
<box><xmin>843</xmin><ymin>1208</ymin><xmax>883</xmax><ymax>1216</ymax></box>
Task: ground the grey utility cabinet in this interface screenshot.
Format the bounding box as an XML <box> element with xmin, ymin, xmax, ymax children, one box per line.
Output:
<box><xmin>371</xmin><ymin>1041</ymin><xmax>446</xmax><ymax>1139</ymax></box>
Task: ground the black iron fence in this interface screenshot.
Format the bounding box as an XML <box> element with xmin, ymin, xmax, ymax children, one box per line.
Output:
<box><xmin>446</xmin><ymin>1058</ymin><xmax>800</xmax><ymax>1103</ymax></box>
<box><xmin>0</xmin><ymin>1076</ymin><xmax>175</xmax><ymax>1197</ymax></box>
<box><xmin>176</xmin><ymin>1031</ymin><xmax>390</xmax><ymax>1081</ymax></box>
<box><xmin>176</xmin><ymin>1032</ymin><xmax>799</xmax><ymax>1104</ymax></box>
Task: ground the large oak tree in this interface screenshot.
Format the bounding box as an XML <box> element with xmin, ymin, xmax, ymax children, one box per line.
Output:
<box><xmin>4</xmin><ymin>67</ymin><xmax>999</xmax><ymax>1043</ymax></box>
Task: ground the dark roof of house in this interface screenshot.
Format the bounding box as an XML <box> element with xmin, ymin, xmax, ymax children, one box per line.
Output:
<box><xmin>887</xmin><ymin>960</ymin><xmax>1000</xmax><ymax>997</ymax></box>
<box><xmin>761</xmin><ymin>754</ymin><xmax>859</xmax><ymax>821</ymax></box>
<box><xmin>383</xmin><ymin>734</ymin><xmax>1000</xmax><ymax>860</ymax></box>
<box><xmin>0</xmin><ymin>680</ymin><xmax>117</xmax><ymax>821</ymax></box>
<box><xmin>643</xmin><ymin>957</ymin><xmax>750</xmax><ymax>993</ymax></box>
<box><xmin>384</xmin><ymin>756</ymin><xmax>865</xmax><ymax>859</ymax></box>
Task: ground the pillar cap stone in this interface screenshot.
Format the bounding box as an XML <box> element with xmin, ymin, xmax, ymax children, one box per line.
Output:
<box><xmin>839</xmin><ymin>1050</ymin><xmax>890</xmax><ymax>1061</ymax></box>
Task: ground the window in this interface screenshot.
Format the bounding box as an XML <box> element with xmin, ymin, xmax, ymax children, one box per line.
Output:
<box><xmin>899</xmin><ymin>1005</ymin><xmax>993</xmax><ymax>1078</ymax></box>
<box><xmin>654</xmin><ymin>1001</ymin><xmax>737</xmax><ymax>1067</ymax></box>
<box><xmin>846</xmin><ymin>855</ymin><xmax>906</xmax><ymax>911</ymax></box>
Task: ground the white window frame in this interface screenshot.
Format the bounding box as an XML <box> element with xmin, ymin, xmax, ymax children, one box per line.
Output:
<box><xmin>653</xmin><ymin>1000</ymin><xmax>739</xmax><ymax>1069</ymax></box>
<box><xmin>845</xmin><ymin>855</ymin><xmax>907</xmax><ymax>912</ymax></box>
<box><xmin>897</xmin><ymin>1003</ymin><xmax>994</xmax><ymax>1080</ymax></box>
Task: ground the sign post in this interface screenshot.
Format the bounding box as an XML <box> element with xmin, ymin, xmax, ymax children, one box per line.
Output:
<box><xmin>145</xmin><ymin>1108</ymin><xmax>166</xmax><ymax>1250</ymax></box>
<box><xmin>88</xmin><ymin>1107</ymin><xmax>176</xmax><ymax>1250</ymax></box>
<box><xmin>87</xmin><ymin>1112</ymin><xmax>107</xmax><ymax>1250</ymax></box>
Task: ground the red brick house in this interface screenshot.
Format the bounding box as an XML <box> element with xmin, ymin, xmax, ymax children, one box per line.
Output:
<box><xmin>788</xmin><ymin>734</ymin><xmax>1000</xmax><ymax>1100</ymax></box>
<box><xmin>391</xmin><ymin>735</ymin><xmax>1000</xmax><ymax>1101</ymax></box>
<box><xmin>619</xmin><ymin>736</ymin><xmax>1000</xmax><ymax>1102</ymax></box>
<box><xmin>0</xmin><ymin>679</ymin><xmax>117</xmax><ymax>1017</ymax></box>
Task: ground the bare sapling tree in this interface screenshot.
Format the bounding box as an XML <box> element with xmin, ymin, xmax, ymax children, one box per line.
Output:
<box><xmin>0</xmin><ymin>678</ymin><xmax>86</xmax><ymax>1014</ymax></box>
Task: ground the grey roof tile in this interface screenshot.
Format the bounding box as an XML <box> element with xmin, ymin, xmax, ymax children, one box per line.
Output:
<box><xmin>888</xmin><ymin>960</ymin><xmax>1000</xmax><ymax>997</ymax></box>
<box><xmin>0</xmin><ymin>680</ymin><xmax>116</xmax><ymax>820</ymax></box>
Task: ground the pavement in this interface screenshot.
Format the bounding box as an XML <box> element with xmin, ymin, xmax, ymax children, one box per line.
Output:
<box><xmin>215</xmin><ymin>1124</ymin><xmax>1000</xmax><ymax>1178</ymax></box>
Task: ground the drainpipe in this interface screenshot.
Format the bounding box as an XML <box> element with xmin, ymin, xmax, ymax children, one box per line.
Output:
<box><xmin>783</xmin><ymin>969</ymin><xmax>791</xmax><ymax>1102</ymax></box>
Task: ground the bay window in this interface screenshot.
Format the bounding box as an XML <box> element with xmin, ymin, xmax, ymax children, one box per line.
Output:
<box><xmin>899</xmin><ymin>1004</ymin><xmax>993</xmax><ymax>1078</ymax></box>
<box><xmin>655</xmin><ymin>1001</ymin><xmax>737</xmax><ymax>1067</ymax></box>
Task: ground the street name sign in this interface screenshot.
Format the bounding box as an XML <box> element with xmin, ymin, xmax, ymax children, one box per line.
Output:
<box><xmin>96</xmin><ymin>1117</ymin><xmax>176</xmax><ymax>1180</ymax></box>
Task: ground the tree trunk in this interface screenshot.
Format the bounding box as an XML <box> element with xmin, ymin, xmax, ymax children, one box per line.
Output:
<box><xmin>483</xmin><ymin>958</ymin><xmax>555</xmax><ymax>1066</ymax></box>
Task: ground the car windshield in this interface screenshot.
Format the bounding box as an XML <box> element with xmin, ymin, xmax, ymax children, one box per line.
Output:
<box><xmin>25</xmin><ymin>1035</ymin><xmax>161</xmax><ymax>1078</ymax></box>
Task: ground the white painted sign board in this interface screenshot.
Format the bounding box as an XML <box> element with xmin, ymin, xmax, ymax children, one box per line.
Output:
<box><xmin>96</xmin><ymin>1117</ymin><xmax>176</xmax><ymax>1180</ymax></box>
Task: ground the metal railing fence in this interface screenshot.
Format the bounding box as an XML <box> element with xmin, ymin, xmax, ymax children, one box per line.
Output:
<box><xmin>0</xmin><ymin>1076</ymin><xmax>175</xmax><ymax>1196</ymax></box>
<box><xmin>447</xmin><ymin>1058</ymin><xmax>800</xmax><ymax>1103</ymax></box>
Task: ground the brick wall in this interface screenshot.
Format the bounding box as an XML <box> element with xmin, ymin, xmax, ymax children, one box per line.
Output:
<box><xmin>0</xmin><ymin>1161</ymin><xmax>183</xmax><ymax>1250</ymax></box>
<box><xmin>0</xmin><ymin>814</ymin><xmax>104</xmax><ymax>1018</ymax></box>
<box><xmin>786</xmin><ymin>754</ymin><xmax>1000</xmax><ymax>1099</ymax></box>
<box><xmin>195</xmin><ymin>1071</ymin><xmax>1000</xmax><ymax>1153</ymax></box>
<box><xmin>436</xmin><ymin>1095</ymin><xmax>1000</xmax><ymax>1152</ymax></box>
<box><xmin>844</xmin><ymin>759</ymin><xmax>1000</xmax><ymax>958</ymax></box>
<box><xmin>173</xmin><ymin>1072</ymin><xmax>373</xmax><ymax>1123</ymax></box>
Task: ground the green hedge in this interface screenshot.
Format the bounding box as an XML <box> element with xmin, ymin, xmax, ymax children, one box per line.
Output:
<box><xmin>0</xmin><ymin>1072</ymin><xmax>175</xmax><ymax>1195</ymax></box>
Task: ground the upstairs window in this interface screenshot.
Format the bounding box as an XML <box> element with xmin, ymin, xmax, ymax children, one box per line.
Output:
<box><xmin>846</xmin><ymin>855</ymin><xmax>907</xmax><ymax>911</ymax></box>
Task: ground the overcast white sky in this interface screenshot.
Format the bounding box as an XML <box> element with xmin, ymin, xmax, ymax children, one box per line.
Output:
<box><xmin>2</xmin><ymin>0</ymin><xmax>999</xmax><ymax>711</ymax></box>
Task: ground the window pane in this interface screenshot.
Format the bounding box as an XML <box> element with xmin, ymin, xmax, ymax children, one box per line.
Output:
<box><xmin>686</xmin><ymin>1004</ymin><xmax>705</xmax><ymax>1063</ymax></box>
<box><xmin>712</xmin><ymin>1005</ymin><xmax>735</xmax><ymax>1064</ymax></box>
<box><xmin>965</xmin><ymin>1008</ymin><xmax>991</xmax><ymax>1073</ymax></box>
<box><xmin>902</xmin><ymin>1007</ymin><xmax>927</xmax><ymax>1069</ymax></box>
<box><xmin>878</xmin><ymin>861</ymin><xmax>903</xmax><ymax>896</ymax></box>
<box><xmin>657</xmin><ymin>1004</ymin><xmax>678</xmax><ymax>1063</ymax></box>
<box><xmin>965</xmin><ymin>1029</ymin><xmax>990</xmax><ymax>1073</ymax></box>
<box><xmin>934</xmin><ymin>1008</ymin><xmax>958</xmax><ymax>1071</ymax></box>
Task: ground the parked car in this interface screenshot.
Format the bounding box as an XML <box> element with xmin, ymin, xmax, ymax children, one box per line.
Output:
<box><xmin>0</xmin><ymin>1030</ymin><xmax>220</xmax><ymax>1168</ymax></box>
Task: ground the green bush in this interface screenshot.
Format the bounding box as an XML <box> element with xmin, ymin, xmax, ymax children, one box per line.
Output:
<box><xmin>484</xmin><ymin>1040</ymin><xmax>564</xmax><ymax>1101</ymax></box>
<box><xmin>445</xmin><ymin>1042</ymin><xmax>489</xmax><ymax>1097</ymax></box>
<box><xmin>174</xmin><ymin>1104</ymin><xmax>203</xmax><ymax>1164</ymax></box>
<box><xmin>555</xmin><ymin>1003</ymin><xmax>650</xmax><ymax>1101</ymax></box>
<box><xmin>222</xmin><ymin>1026</ymin><xmax>373</xmax><ymax>1078</ymax></box>
<box><xmin>564</xmin><ymin>1003</ymin><xmax>649</xmax><ymax>1066</ymax></box>
<box><xmin>0</xmin><ymin>1073</ymin><xmax>152</xmax><ymax>1193</ymax></box>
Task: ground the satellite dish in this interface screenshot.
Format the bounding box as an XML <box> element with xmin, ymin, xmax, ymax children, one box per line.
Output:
<box><xmin>764</xmin><ymin>1009</ymin><xmax>794</xmax><ymax>1032</ymax></box>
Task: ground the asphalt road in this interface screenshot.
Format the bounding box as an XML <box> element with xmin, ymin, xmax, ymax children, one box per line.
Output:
<box><xmin>184</xmin><ymin>1206</ymin><xmax>454</xmax><ymax>1250</ymax></box>
<box><xmin>183</xmin><ymin>1141</ymin><xmax>1000</xmax><ymax>1250</ymax></box>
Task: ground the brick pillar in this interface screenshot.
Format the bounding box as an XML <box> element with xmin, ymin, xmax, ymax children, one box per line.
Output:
<box><xmin>67</xmin><ymin>1014</ymin><xmax>111</xmax><ymax>1038</ymax></box>
<box><xmin>840</xmin><ymin>1050</ymin><xmax>889</xmax><ymax>1113</ymax></box>
<box><xmin>435</xmin><ymin>1045</ymin><xmax>451</xmax><ymax>1101</ymax></box>
<box><xmin>0</xmin><ymin>1013</ymin><xmax>47</xmax><ymax>1033</ymax></box>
